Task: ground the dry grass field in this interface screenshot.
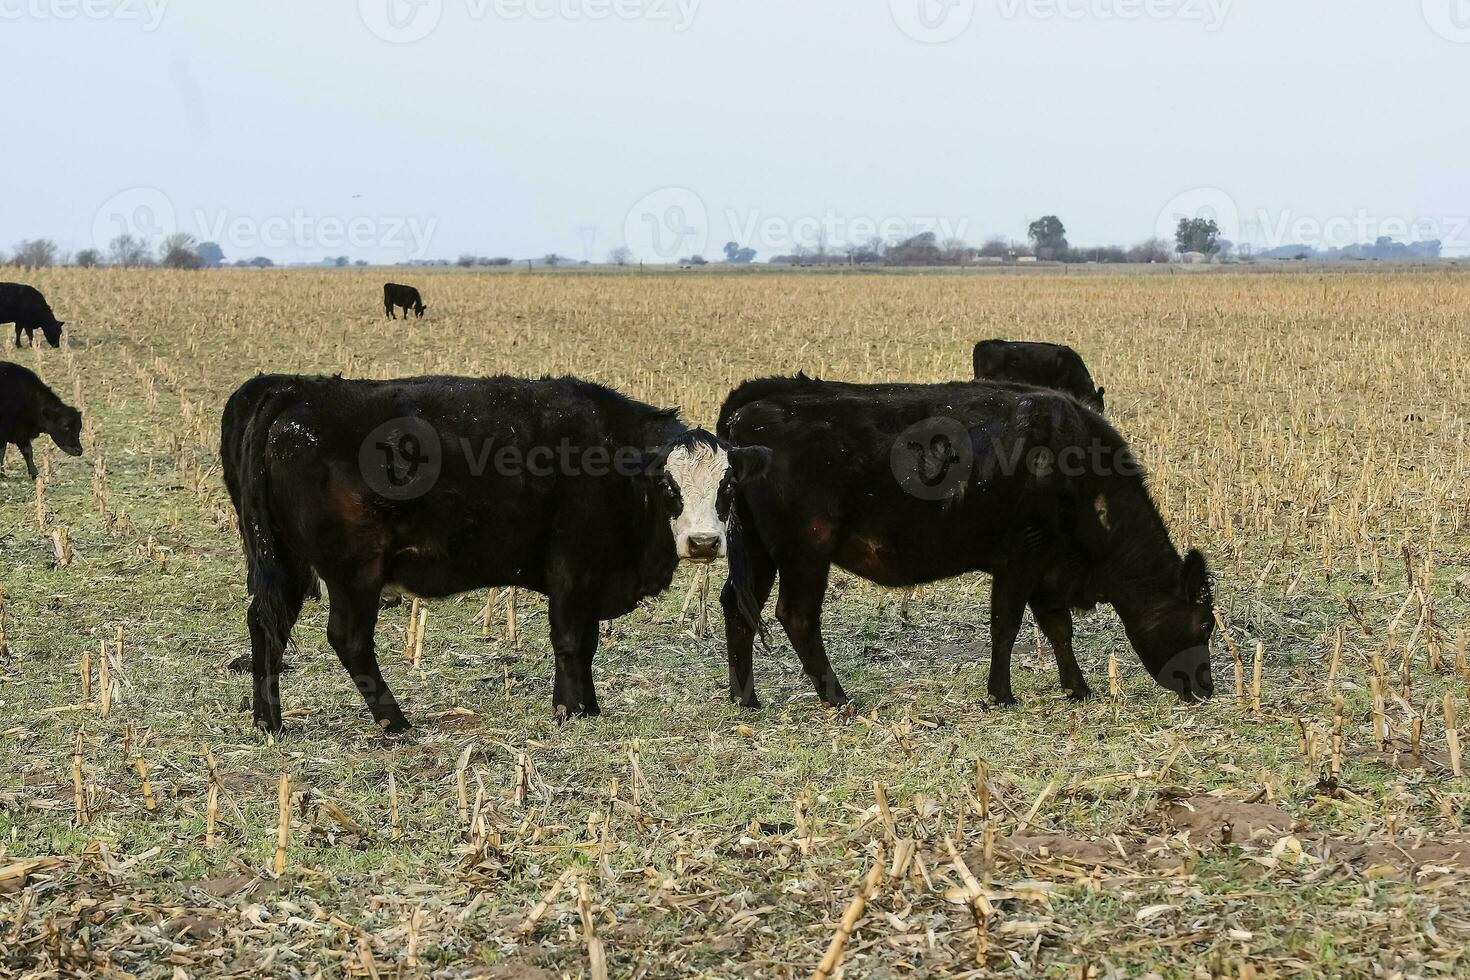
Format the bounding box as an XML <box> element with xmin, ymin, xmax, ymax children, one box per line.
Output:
<box><xmin>2</xmin><ymin>265</ymin><xmax>1469</xmax><ymax>978</ymax></box>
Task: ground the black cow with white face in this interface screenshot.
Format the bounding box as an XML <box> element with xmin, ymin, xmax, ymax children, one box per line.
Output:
<box><xmin>718</xmin><ymin>374</ymin><xmax>1213</xmax><ymax>711</ymax></box>
<box><xmin>221</xmin><ymin>373</ymin><xmax>769</xmax><ymax>734</ymax></box>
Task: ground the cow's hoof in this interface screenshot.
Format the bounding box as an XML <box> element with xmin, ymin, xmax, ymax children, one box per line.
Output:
<box><xmin>226</xmin><ymin>653</ymin><xmax>252</xmax><ymax>674</ymax></box>
<box><xmin>554</xmin><ymin>704</ymin><xmax>570</xmax><ymax>727</ymax></box>
<box><xmin>736</xmin><ymin>696</ymin><xmax>763</xmax><ymax>710</ymax></box>
<box><xmin>379</xmin><ymin>717</ymin><xmax>412</xmax><ymax>736</ymax></box>
<box><xmin>990</xmin><ymin>692</ymin><xmax>1019</xmax><ymax>708</ymax></box>
<box><xmin>1066</xmin><ymin>686</ymin><xmax>1096</xmax><ymax>703</ymax></box>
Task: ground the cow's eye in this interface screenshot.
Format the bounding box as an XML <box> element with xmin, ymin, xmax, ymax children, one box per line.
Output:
<box><xmin>661</xmin><ymin>476</ymin><xmax>683</xmax><ymax>517</ymax></box>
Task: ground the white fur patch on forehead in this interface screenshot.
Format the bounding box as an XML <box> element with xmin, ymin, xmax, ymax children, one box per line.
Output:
<box><xmin>664</xmin><ymin>442</ymin><xmax>729</xmax><ymax>490</ymax></box>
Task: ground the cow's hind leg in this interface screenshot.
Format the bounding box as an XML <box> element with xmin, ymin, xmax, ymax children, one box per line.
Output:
<box><xmin>247</xmin><ymin>576</ymin><xmax>310</xmax><ymax>733</ymax></box>
<box><xmin>988</xmin><ymin>567</ymin><xmax>1045</xmax><ymax>706</ymax></box>
<box><xmin>775</xmin><ymin>560</ymin><xmax>848</xmax><ymax>708</ymax></box>
<box><xmin>720</xmin><ymin>530</ymin><xmax>777</xmax><ymax>708</ymax></box>
<box><xmin>1030</xmin><ymin>594</ymin><xmax>1091</xmax><ymax>700</ymax></box>
<box><xmin>325</xmin><ymin>582</ymin><xmax>410</xmax><ymax>733</ymax></box>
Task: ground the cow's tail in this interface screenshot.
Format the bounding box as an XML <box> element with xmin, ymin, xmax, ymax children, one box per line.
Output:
<box><xmin>234</xmin><ymin>389</ymin><xmax>312</xmax><ymax>659</ymax></box>
<box><xmin>724</xmin><ymin>504</ymin><xmax>771</xmax><ymax>646</ymax></box>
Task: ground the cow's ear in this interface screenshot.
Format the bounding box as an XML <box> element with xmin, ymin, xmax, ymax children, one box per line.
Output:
<box><xmin>1179</xmin><ymin>549</ymin><xmax>1211</xmax><ymax>605</ymax></box>
<box><xmin>729</xmin><ymin>446</ymin><xmax>772</xmax><ymax>482</ymax></box>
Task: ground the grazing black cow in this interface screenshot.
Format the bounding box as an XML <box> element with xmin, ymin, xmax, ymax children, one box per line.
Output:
<box><xmin>383</xmin><ymin>283</ymin><xmax>425</xmax><ymax>319</ymax></box>
<box><xmin>0</xmin><ymin>283</ymin><xmax>65</xmax><ymax>348</ymax></box>
<box><xmin>0</xmin><ymin>362</ymin><xmax>83</xmax><ymax>478</ymax></box>
<box><xmin>717</xmin><ymin>374</ymin><xmax>1213</xmax><ymax>710</ymax></box>
<box><xmin>221</xmin><ymin>373</ymin><xmax>770</xmax><ymax>734</ymax></box>
<box><xmin>973</xmin><ymin>339</ymin><xmax>1104</xmax><ymax>412</ymax></box>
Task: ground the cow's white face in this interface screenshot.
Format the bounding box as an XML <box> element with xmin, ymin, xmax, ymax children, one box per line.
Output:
<box><xmin>657</xmin><ymin>436</ymin><xmax>772</xmax><ymax>562</ymax></box>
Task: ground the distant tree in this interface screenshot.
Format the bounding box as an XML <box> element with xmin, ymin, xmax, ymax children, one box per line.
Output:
<box><xmin>484</xmin><ymin>257</ymin><xmax>513</xmax><ymax>266</ymax></box>
<box><xmin>609</xmin><ymin>246</ymin><xmax>633</xmax><ymax>266</ymax></box>
<box><xmin>688</xmin><ymin>254</ymin><xmax>708</xmax><ymax>266</ymax></box>
<box><xmin>940</xmin><ymin>238</ymin><xmax>973</xmax><ymax>264</ymax></box>
<box><xmin>885</xmin><ymin>232</ymin><xmax>944</xmax><ymax>266</ymax></box>
<box><xmin>976</xmin><ymin>236</ymin><xmax>1010</xmax><ymax>258</ymax></box>
<box><xmin>73</xmin><ymin>249</ymin><xmax>102</xmax><ymax>268</ymax></box>
<box><xmin>355</xmin><ymin>259</ymin><xmax>370</xmax><ymax>267</ymax></box>
<box><xmin>1026</xmin><ymin>216</ymin><xmax>1068</xmax><ymax>260</ymax></box>
<box><xmin>238</xmin><ymin>256</ymin><xmax>274</xmax><ymax>268</ymax></box>
<box><xmin>457</xmin><ymin>254</ymin><xmax>478</xmax><ymax>267</ymax></box>
<box><xmin>12</xmin><ymin>239</ymin><xmax>59</xmax><ymax>269</ymax></box>
<box><xmin>1174</xmin><ymin>218</ymin><xmax>1221</xmax><ymax>255</ymax></box>
<box><xmin>160</xmin><ymin>233</ymin><xmax>204</xmax><ymax>270</ymax></box>
<box><xmin>196</xmin><ymin>242</ymin><xmax>226</xmax><ymax>267</ymax></box>
<box><xmin>109</xmin><ymin>234</ymin><xmax>153</xmax><ymax>268</ymax></box>
<box><xmin>334</xmin><ymin>256</ymin><xmax>350</xmax><ymax>267</ymax></box>
<box><xmin>543</xmin><ymin>254</ymin><xmax>563</xmax><ymax>267</ymax></box>
<box><xmin>722</xmin><ymin>241</ymin><xmax>756</xmax><ymax>263</ymax></box>
<box><xmin>1127</xmin><ymin>237</ymin><xmax>1172</xmax><ymax>263</ymax></box>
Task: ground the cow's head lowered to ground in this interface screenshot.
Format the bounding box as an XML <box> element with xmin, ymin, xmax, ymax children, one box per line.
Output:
<box><xmin>648</xmin><ymin>430</ymin><xmax>771</xmax><ymax>562</ymax></box>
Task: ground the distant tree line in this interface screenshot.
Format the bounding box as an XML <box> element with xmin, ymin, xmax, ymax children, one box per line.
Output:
<box><xmin>1</xmin><ymin>217</ymin><xmax>1451</xmax><ymax>271</ymax></box>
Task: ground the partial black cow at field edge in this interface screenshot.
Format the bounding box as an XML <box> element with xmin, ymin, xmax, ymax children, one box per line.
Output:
<box><xmin>383</xmin><ymin>283</ymin><xmax>425</xmax><ymax>319</ymax></box>
<box><xmin>0</xmin><ymin>362</ymin><xmax>84</xmax><ymax>478</ymax></box>
<box><xmin>0</xmin><ymin>282</ymin><xmax>66</xmax><ymax>348</ymax></box>
<box><xmin>973</xmin><ymin>339</ymin><xmax>1104</xmax><ymax>412</ymax></box>
<box><xmin>221</xmin><ymin>373</ymin><xmax>770</xmax><ymax>734</ymax></box>
<box><xmin>718</xmin><ymin>374</ymin><xmax>1213</xmax><ymax>710</ymax></box>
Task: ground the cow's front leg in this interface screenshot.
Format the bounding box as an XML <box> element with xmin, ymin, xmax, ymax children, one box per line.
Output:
<box><xmin>325</xmin><ymin>581</ymin><xmax>409</xmax><ymax>734</ymax></box>
<box><xmin>18</xmin><ymin>442</ymin><xmax>37</xmax><ymax>480</ymax></box>
<box><xmin>548</xmin><ymin>594</ymin><xmax>597</xmax><ymax>721</ymax></box>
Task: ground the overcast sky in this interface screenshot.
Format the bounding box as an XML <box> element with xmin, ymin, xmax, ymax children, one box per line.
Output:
<box><xmin>7</xmin><ymin>0</ymin><xmax>1469</xmax><ymax>262</ymax></box>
